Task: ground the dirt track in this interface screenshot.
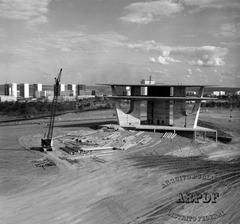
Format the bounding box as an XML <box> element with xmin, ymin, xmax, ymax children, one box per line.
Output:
<box><xmin>0</xmin><ymin>109</ymin><xmax>240</xmax><ymax>224</ymax></box>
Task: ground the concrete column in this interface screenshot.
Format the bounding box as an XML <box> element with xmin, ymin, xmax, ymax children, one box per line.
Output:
<box><xmin>193</xmin><ymin>87</ymin><xmax>204</xmax><ymax>128</ymax></box>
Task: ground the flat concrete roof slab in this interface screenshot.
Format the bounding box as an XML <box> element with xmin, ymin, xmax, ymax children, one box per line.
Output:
<box><xmin>108</xmin><ymin>96</ymin><xmax>217</xmax><ymax>101</ymax></box>
<box><xmin>123</xmin><ymin>124</ymin><xmax>216</xmax><ymax>132</ymax></box>
<box><xmin>98</xmin><ymin>84</ymin><xmax>214</xmax><ymax>87</ymax></box>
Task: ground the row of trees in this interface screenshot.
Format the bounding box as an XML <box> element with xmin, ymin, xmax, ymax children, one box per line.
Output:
<box><xmin>203</xmin><ymin>100</ymin><xmax>240</xmax><ymax>108</ymax></box>
<box><xmin>0</xmin><ymin>97</ymin><xmax>113</xmax><ymax>118</ymax></box>
<box><xmin>0</xmin><ymin>95</ymin><xmax>239</xmax><ymax>118</ymax></box>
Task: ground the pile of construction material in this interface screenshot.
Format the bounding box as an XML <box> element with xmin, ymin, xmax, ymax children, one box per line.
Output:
<box><xmin>120</xmin><ymin>132</ymin><xmax>152</xmax><ymax>150</ymax></box>
<box><xmin>31</xmin><ymin>158</ymin><xmax>56</xmax><ymax>168</ymax></box>
<box><xmin>121</xmin><ymin>135</ymin><xmax>138</xmax><ymax>150</ymax></box>
<box><xmin>59</xmin><ymin>130</ymin><xmax>123</xmax><ymax>155</ymax></box>
<box><xmin>57</xmin><ymin>128</ymin><xmax>165</xmax><ymax>155</ymax></box>
<box><xmin>60</xmin><ymin>145</ymin><xmax>82</xmax><ymax>155</ymax></box>
<box><xmin>162</xmin><ymin>132</ymin><xmax>177</xmax><ymax>139</ymax></box>
<box><xmin>138</xmin><ymin>134</ymin><xmax>152</xmax><ymax>145</ymax></box>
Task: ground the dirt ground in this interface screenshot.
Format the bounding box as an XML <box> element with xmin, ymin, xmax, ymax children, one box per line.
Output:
<box><xmin>0</xmin><ymin>109</ymin><xmax>240</xmax><ymax>224</ymax></box>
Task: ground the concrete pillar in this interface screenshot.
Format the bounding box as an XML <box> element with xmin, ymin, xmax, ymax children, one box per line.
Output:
<box><xmin>193</xmin><ymin>87</ymin><xmax>204</xmax><ymax>128</ymax></box>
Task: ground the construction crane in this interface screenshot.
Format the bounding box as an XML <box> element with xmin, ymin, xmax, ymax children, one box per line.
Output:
<box><xmin>41</xmin><ymin>68</ymin><xmax>62</xmax><ymax>151</ymax></box>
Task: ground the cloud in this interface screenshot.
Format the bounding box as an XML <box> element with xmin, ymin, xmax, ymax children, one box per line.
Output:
<box><xmin>196</xmin><ymin>68</ymin><xmax>202</xmax><ymax>72</ymax></box>
<box><xmin>220</xmin><ymin>41</ymin><xmax>240</xmax><ymax>48</ymax></box>
<box><xmin>0</xmin><ymin>27</ymin><xmax>6</xmax><ymax>39</ymax></box>
<box><xmin>164</xmin><ymin>56</ymin><xmax>180</xmax><ymax>63</ymax></box>
<box><xmin>187</xmin><ymin>68</ymin><xmax>192</xmax><ymax>77</ymax></box>
<box><xmin>149</xmin><ymin>57</ymin><xmax>156</xmax><ymax>62</ymax></box>
<box><xmin>190</xmin><ymin>58</ymin><xmax>225</xmax><ymax>67</ymax></box>
<box><xmin>157</xmin><ymin>56</ymin><xmax>169</xmax><ymax>64</ymax></box>
<box><xmin>127</xmin><ymin>40</ymin><xmax>159</xmax><ymax>51</ymax></box>
<box><xmin>182</xmin><ymin>0</ymin><xmax>240</xmax><ymax>13</ymax></box>
<box><xmin>188</xmin><ymin>46</ymin><xmax>228</xmax><ymax>66</ymax></box>
<box><xmin>121</xmin><ymin>0</ymin><xmax>240</xmax><ymax>24</ymax></box>
<box><xmin>220</xmin><ymin>23</ymin><xmax>240</xmax><ymax>38</ymax></box>
<box><xmin>0</xmin><ymin>29</ymin><xmax>135</xmax><ymax>83</ymax></box>
<box><xmin>183</xmin><ymin>0</ymin><xmax>220</xmax><ymax>12</ymax></box>
<box><xmin>61</xmin><ymin>47</ymin><xmax>72</xmax><ymax>53</ymax></box>
<box><xmin>120</xmin><ymin>0</ymin><xmax>184</xmax><ymax>24</ymax></box>
<box><xmin>0</xmin><ymin>0</ymin><xmax>50</xmax><ymax>26</ymax></box>
<box><xmin>0</xmin><ymin>30</ymin><xmax>130</xmax><ymax>75</ymax></box>
<box><xmin>24</xmin><ymin>30</ymin><xmax>127</xmax><ymax>53</ymax></box>
<box><xmin>149</xmin><ymin>54</ymin><xmax>180</xmax><ymax>65</ymax></box>
<box><xmin>129</xmin><ymin>41</ymin><xmax>228</xmax><ymax>67</ymax></box>
<box><xmin>27</xmin><ymin>15</ymin><xmax>48</xmax><ymax>27</ymax></box>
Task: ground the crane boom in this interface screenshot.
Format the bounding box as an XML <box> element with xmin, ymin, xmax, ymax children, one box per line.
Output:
<box><xmin>41</xmin><ymin>68</ymin><xmax>62</xmax><ymax>151</ymax></box>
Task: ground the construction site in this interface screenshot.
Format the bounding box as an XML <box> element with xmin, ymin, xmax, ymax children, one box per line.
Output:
<box><xmin>1</xmin><ymin>70</ymin><xmax>240</xmax><ymax>224</ymax></box>
<box><xmin>40</xmin><ymin>127</ymin><xmax>181</xmax><ymax>163</ymax></box>
<box><xmin>29</xmin><ymin>71</ymin><xmax>223</xmax><ymax>165</ymax></box>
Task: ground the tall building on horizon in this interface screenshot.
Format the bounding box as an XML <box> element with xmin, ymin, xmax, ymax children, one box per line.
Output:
<box><xmin>33</xmin><ymin>84</ymin><xmax>42</xmax><ymax>98</ymax></box>
<box><xmin>76</xmin><ymin>84</ymin><xmax>86</xmax><ymax>96</ymax></box>
<box><xmin>60</xmin><ymin>84</ymin><xmax>65</xmax><ymax>92</ymax></box>
<box><xmin>67</xmin><ymin>84</ymin><xmax>77</xmax><ymax>96</ymax></box>
<box><xmin>4</xmin><ymin>83</ymin><xmax>18</xmax><ymax>97</ymax></box>
<box><xmin>19</xmin><ymin>83</ymin><xmax>29</xmax><ymax>98</ymax></box>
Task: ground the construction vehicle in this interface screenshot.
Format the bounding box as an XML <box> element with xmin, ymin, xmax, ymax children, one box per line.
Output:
<box><xmin>41</xmin><ymin>68</ymin><xmax>62</xmax><ymax>151</ymax></box>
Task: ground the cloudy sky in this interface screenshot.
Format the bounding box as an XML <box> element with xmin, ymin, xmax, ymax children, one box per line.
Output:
<box><xmin>0</xmin><ymin>0</ymin><xmax>239</xmax><ymax>86</ymax></box>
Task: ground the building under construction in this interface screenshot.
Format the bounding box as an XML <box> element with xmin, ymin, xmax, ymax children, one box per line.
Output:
<box><xmin>101</xmin><ymin>83</ymin><xmax>218</xmax><ymax>141</ymax></box>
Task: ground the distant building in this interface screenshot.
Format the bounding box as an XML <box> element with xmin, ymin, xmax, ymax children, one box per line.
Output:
<box><xmin>33</xmin><ymin>84</ymin><xmax>42</xmax><ymax>98</ymax></box>
<box><xmin>186</xmin><ymin>90</ymin><xmax>197</xmax><ymax>96</ymax></box>
<box><xmin>60</xmin><ymin>84</ymin><xmax>65</xmax><ymax>92</ymax></box>
<box><xmin>76</xmin><ymin>84</ymin><xmax>86</xmax><ymax>96</ymax></box>
<box><xmin>0</xmin><ymin>95</ymin><xmax>17</xmax><ymax>102</ymax></box>
<box><xmin>72</xmin><ymin>84</ymin><xmax>76</xmax><ymax>96</ymax></box>
<box><xmin>45</xmin><ymin>96</ymin><xmax>54</xmax><ymax>102</ymax></box>
<box><xmin>4</xmin><ymin>83</ymin><xmax>18</xmax><ymax>97</ymax></box>
<box><xmin>141</xmin><ymin>76</ymin><xmax>156</xmax><ymax>95</ymax></box>
<box><xmin>76</xmin><ymin>95</ymin><xmax>95</xmax><ymax>99</ymax></box>
<box><xmin>19</xmin><ymin>83</ymin><xmax>29</xmax><ymax>98</ymax></box>
<box><xmin>67</xmin><ymin>84</ymin><xmax>77</xmax><ymax>96</ymax></box>
<box><xmin>141</xmin><ymin>76</ymin><xmax>156</xmax><ymax>85</ymax></box>
<box><xmin>60</xmin><ymin>90</ymin><xmax>74</xmax><ymax>96</ymax></box>
<box><xmin>34</xmin><ymin>90</ymin><xmax>52</xmax><ymax>99</ymax></box>
<box><xmin>35</xmin><ymin>90</ymin><xmax>47</xmax><ymax>98</ymax></box>
<box><xmin>212</xmin><ymin>91</ymin><xmax>225</xmax><ymax>96</ymax></box>
<box><xmin>45</xmin><ymin>90</ymin><xmax>54</xmax><ymax>97</ymax></box>
<box><xmin>58</xmin><ymin>96</ymin><xmax>76</xmax><ymax>102</ymax></box>
<box><xmin>235</xmin><ymin>90</ymin><xmax>240</xmax><ymax>95</ymax></box>
<box><xmin>0</xmin><ymin>82</ymin><xmax>99</xmax><ymax>101</ymax></box>
<box><xmin>77</xmin><ymin>89</ymin><xmax>92</xmax><ymax>96</ymax></box>
<box><xmin>126</xmin><ymin>86</ymin><xmax>131</xmax><ymax>96</ymax></box>
<box><xmin>42</xmin><ymin>84</ymin><xmax>53</xmax><ymax>91</ymax></box>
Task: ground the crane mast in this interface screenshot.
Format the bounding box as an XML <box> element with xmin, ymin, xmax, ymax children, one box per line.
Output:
<box><xmin>41</xmin><ymin>68</ymin><xmax>62</xmax><ymax>151</ymax></box>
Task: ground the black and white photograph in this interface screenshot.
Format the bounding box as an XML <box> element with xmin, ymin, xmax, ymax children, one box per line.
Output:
<box><xmin>0</xmin><ymin>0</ymin><xmax>240</xmax><ymax>223</ymax></box>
